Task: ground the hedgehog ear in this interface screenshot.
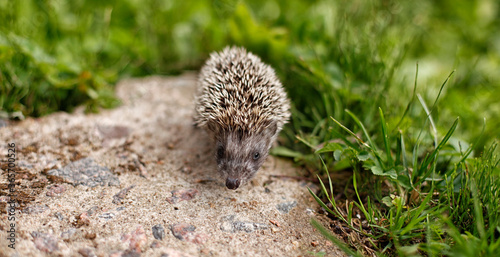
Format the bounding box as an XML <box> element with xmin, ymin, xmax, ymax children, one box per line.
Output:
<box><xmin>265</xmin><ymin>121</ymin><xmax>278</xmax><ymax>136</ymax></box>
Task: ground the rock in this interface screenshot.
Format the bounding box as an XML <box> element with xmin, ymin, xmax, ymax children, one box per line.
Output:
<box><xmin>46</xmin><ymin>157</ymin><xmax>120</xmax><ymax>187</ymax></box>
<box><xmin>152</xmin><ymin>224</ymin><xmax>165</xmax><ymax>240</ymax></box>
<box><xmin>276</xmin><ymin>201</ymin><xmax>297</xmax><ymax>214</ymax></box>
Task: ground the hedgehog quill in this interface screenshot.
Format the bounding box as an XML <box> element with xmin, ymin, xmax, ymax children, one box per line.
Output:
<box><xmin>194</xmin><ymin>46</ymin><xmax>290</xmax><ymax>190</ymax></box>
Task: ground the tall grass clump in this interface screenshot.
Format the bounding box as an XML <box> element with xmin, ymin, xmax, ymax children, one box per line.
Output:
<box><xmin>309</xmin><ymin>72</ymin><xmax>500</xmax><ymax>254</ymax></box>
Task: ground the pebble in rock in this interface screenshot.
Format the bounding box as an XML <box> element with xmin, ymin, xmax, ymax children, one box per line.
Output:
<box><xmin>121</xmin><ymin>250</ymin><xmax>141</xmax><ymax>257</ymax></box>
<box><xmin>47</xmin><ymin>157</ymin><xmax>120</xmax><ymax>187</ymax></box>
<box><xmin>121</xmin><ymin>226</ymin><xmax>147</xmax><ymax>253</ymax></box>
<box><xmin>60</xmin><ymin>228</ymin><xmax>77</xmax><ymax>241</ymax></box>
<box><xmin>166</xmin><ymin>189</ymin><xmax>199</xmax><ymax>204</ymax></box>
<box><xmin>220</xmin><ymin>215</ymin><xmax>268</xmax><ymax>233</ymax></box>
<box><xmin>75</xmin><ymin>212</ymin><xmax>91</xmax><ymax>227</ymax></box>
<box><xmin>113</xmin><ymin>185</ymin><xmax>135</xmax><ymax>204</ymax></box>
<box><xmin>78</xmin><ymin>248</ymin><xmax>97</xmax><ymax>257</ymax></box>
<box><xmin>54</xmin><ymin>212</ymin><xmax>64</xmax><ymax>220</ymax></box>
<box><xmin>170</xmin><ymin>223</ymin><xmax>207</xmax><ymax>244</ymax></box>
<box><xmin>31</xmin><ymin>232</ymin><xmax>59</xmax><ymax>253</ymax></box>
<box><xmin>99</xmin><ymin>212</ymin><xmax>115</xmax><ymax>220</ymax></box>
<box><xmin>0</xmin><ymin>119</ymin><xmax>7</xmax><ymax>128</ymax></box>
<box><xmin>97</xmin><ymin>125</ymin><xmax>131</xmax><ymax>139</ymax></box>
<box><xmin>150</xmin><ymin>241</ymin><xmax>162</xmax><ymax>249</ymax></box>
<box><xmin>23</xmin><ymin>205</ymin><xmax>49</xmax><ymax>214</ymax></box>
<box><xmin>152</xmin><ymin>224</ymin><xmax>165</xmax><ymax>240</ymax></box>
<box><xmin>160</xmin><ymin>248</ymin><xmax>197</xmax><ymax>257</ymax></box>
<box><xmin>276</xmin><ymin>200</ymin><xmax>297</xmax><ymax>214</ymax></box>
<box><xmin>46</xmin><ymin>184</ymin><xmax>66</xmax><ymax>197</ymax></box>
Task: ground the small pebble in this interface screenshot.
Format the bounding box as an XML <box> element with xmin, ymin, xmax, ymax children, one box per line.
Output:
<box><xmin>0</xmin><ymin>119</ymin><xmax>8</xmax><ymax>127</ymax></box>
<box><xmin>97</xmin><ymin>125</ymin><xmax>131</xmax><ymax>139</ymax></box>
<box><xmin>54</xmin><ymin>212</ymin><xmax>64</xmax><ymax>220</ymax></box>
<box><xmin>123</xmin><ymin>226</ymin><xmax>147</xmax><ymax>253</ymax></box>
<box><xmin>170</xmin><ymin>223</ymin><xmax>207</xmax><ymax>245</ymax></box>
<box><xmin>220</xmin><ymin>215</ymin><xmax>269</xmax><ymax>233</ymax></box>
<box><xmin>276</xmin><ymin>201</ymin><xmax>297</xmax><ymax>214</ymax></box>
<box><xmin>166</xmin><ymin>189</ymin><xmax>199</xmax><ymax>204</ymax></box>
<box><xmin>61</xmin><ymin>228</ymin><xmax>77</xmax><ymax>240</ymax></box>
<box><xmin>160</xmin><ymin>248</ymin><xmax>196</xmax><ymax>257</ymax></box>
<box><xmin>46</xmin><ymin>184</ymin><xmax>66</xmax><ymax>197</ymax></box>
<box><xmin>269</xmin><ymin>219</ymin><xmax>280</xmax><ymax>227</ymax></box>
<box><xmin>87</xmin><ymin>206</ymin><xmax>99</xmax><ymax>216</ymax></box>
<box><xmin>170</xmin><ymin>223</ymin><xmax>196</xmax><ymax>241</ymax></box>
<box><xmin>23</xmin><ymin>205</ymin><xmax>49</xmax><ymax>214</ymax></box>
<box><xmin>84</xmin><ymin>232</ymin><xmax>97</xmax><ymax>240</ymax></box>
<box><xmin>305</xmin><ymin>208</ymin><xmax>315</xmax><ymax>216</ymax></box>
<box><xmin>78</xmin><ymin>247</ymin><xmax>97</xmax><ymax>257</ymax></box>
<box><xmin>99</xmin><ymin>212</ymin><xmax>115</xmax><ymax>220</ymax></box>
<box><xmin>75</xmin><ymin>212</ymin><xmax>91</xmax><ymax>227</ymax></box>
<box><xmin>113</xmin><ymin>185</ymin><xmax>135</xmax><ymax>204</ymax></box>
<box><xmin>121</xmin><ymin>249</ymin><xmax>141</xmax><ymax>257</ymax></box>
<box><xmin>32</xmin><ymin>232</ymin><xmax>59</xmax><ymax>253</ymax></box>
<box><xmin>150</xmin><ymin>241</ymin><xmax>162</xmax><ymax>249</ymax></box>
<box><xmin>152</xmin><ymin>224</ymin><xmax>165</xmax><ymax>240</ymax></box>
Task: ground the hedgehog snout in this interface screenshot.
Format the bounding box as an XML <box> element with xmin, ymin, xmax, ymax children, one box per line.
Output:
<box><xmin>225</xmin><ymin>177</ymin><xmax>241</xmax><ymax>190</ymax></box>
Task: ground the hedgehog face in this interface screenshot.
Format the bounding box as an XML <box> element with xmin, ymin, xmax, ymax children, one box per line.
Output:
<box><xmin>214</xmin><ymin>124</ymin><xmax>277</xmax><ymax>190</ymax></box>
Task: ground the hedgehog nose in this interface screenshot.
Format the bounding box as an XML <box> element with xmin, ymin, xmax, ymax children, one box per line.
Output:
<box><xmin>225</xmin><ymin>177</ymin><xmax>240</xmax><ymax>190</ymax></box>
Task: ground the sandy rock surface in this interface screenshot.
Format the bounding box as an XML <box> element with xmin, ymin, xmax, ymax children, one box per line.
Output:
<box><xmin>0</xmin><ymin>73</ymin><xmax>344</xmax><ymax>257</ymax></box>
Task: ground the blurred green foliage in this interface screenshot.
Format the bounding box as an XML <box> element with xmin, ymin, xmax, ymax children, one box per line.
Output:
<box><xmin>2</xmin><ymin>0</ymin><xmax>498</xmax><ymax>151</ymax></box>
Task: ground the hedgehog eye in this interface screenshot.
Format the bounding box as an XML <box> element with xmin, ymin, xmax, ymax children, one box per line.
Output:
<box><xmin>253</xmin><ymin>152</ymin><xmax>260</xmax><ymax>160</ymax></box>
<box><xmin>217</xmin><ymin>146</ymin><xmax>225</xmax><ymax>159</ymax></box>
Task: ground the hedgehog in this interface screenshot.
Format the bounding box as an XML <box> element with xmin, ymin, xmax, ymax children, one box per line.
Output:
<box><xmin>194</xmin><ymin>46</ymin><xmax>291</xmax><ymax>190</ymax></box>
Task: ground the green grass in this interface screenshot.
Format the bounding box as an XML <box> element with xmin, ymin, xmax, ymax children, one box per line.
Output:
<box><xmin>1</xmin><ymin>0</ymin><xmax>500</xmax><ymax>256</ymax></box>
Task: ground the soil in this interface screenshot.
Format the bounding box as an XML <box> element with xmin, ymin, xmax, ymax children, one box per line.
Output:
<box><xmin>0</xmin><ymin>73</ymin><xmax>345</xmax><ymax>257</ymax></box>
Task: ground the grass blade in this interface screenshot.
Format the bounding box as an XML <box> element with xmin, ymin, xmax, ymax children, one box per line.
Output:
<box><xmin>330</xmin><ymin>116</ymin><xmax>368</xmax><ymax>148</ymax></box>
<box><xmin>418</xmin><ymin>118</ymin><xmax>459</xmax><ymax>179</ymax></box>
<box><xmin>311</xmin><ymin>219</ymin><xmax>364</xmax><ymax>257</ymax></box>
<box><xmin>379</xmin><ymin>107</ymin><xmax>393</xmax><ymax>167</ymax></box>
<box><xmin>393</xmin><ymin>62</ymin><xmax>419</xmax><ymax>132</ymax></box>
